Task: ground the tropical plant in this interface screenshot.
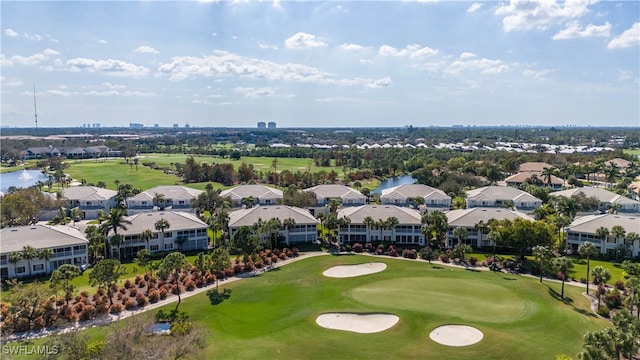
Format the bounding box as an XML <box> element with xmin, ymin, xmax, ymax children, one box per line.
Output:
<box><xmin>452</xmin><ymin>227</ymin><xmax>468</xmax><ymax>246</ymax></box>
<box><xmin>578</xmin><ymin>242</ymin><xmax>598</xmax><ymax>295</ymax></box>
<box><xmin>99</xmin><ymin>208</ymin><xmax>132</xmax><ymax>259</ymax></box>
<box><xmin>532</xmin><ymin>245</ymin><xmax>551</xmax><ymax>283</ymax></box>
<box><xmin>89</xmin><ymin>259</ymin><xmax>126</xmax><ymax>306</ymax></box>
<box><xmin>551</xmin><ymin>256</ymin><xmax>573</xmax><ymax>299</ymax></box>
<box><xmin>591</xmin><ymin>266</ymin><xmax>611</xmax><ymax>310</ymax></box>
<box><xmin>49</xmin><ymin>264</ymin><xmax>81</xmax><ymax>304</ymax></box>
<box><xmin>21</xmin><ymin>245</ymin><xmax>38</xmax><ymax>277</ymax></box>
<box><xmin>154</xmin><ymin>217</ymin><xmax>171</xmax><ymax>250</ymax></box>
<box><xmin>158</xmin><ymin>252</ymin><xmax>189</xmax><ymax>310</ymax></box>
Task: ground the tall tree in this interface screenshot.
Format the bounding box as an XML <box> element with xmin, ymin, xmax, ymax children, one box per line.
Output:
<box><xmin>140</xmin><ymin>229</ymin><xmax>153</xmax><ymax>252</ymax></box>
<box><xmin>21</xmin><ymin>245</ymin><xmax>38</xmax><ymax>277</ymax></box>
<box><xmin>282</xmin><ymin>217</ymin><xmax>296</xmax><ymax>246</ymax></box>
<box><xmin>158</xmin><ymin>252</ymin><xmax>189</xmax><ymax>310</ymax></box>
<box><xmin>88</xmin><ymin>259</ymin><xmax>126</xmax><ymax>306</ymax></box>
<box><xmin>99</xmin><ymin>208</ymin><xmax>132</xmax><ymax>259</ymax></box>
<box><xmin>209</xmin><ymin>247</ymin><xmax>230</xmax><ymax>291</ymax></box>
<box><xmin>453</xmin><ymin>227</ymin><xmax>468</xmax><ymax>246</ymax></box>
<box><xmin>532</xmin><ymin>245</ymin><xmax>551</xmax><ymax>283</ymax></box>
<box><xmin>591</xmin><ymin>265</ymin><xmax>611</xmax><ymax>310</ymax></box>
<box><xmin>578</xmin><ymin>241</ymin><xmax>599</xmax><ymax>295</ymax></box>
<box><xmin>155</xmin><ymin>218</ymin><xmax>171</xmax><ymax>250</ymax></box>
<box><xmin>551</xmin><ymin>256</ymin><xmax>573</xmax><ymax>299</ymax></box>
<box><xmin>49</xmin><ymin>264</ymin><xmax>81</xmax><ymax>304</ymax></box>
<box><xmin>8</xmin><ymin>252</ymin><xmax>23</xmax><ymax>278</ymax></box>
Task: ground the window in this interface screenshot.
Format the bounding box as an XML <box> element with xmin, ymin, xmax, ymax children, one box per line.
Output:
<box><xmin>165</xmin><ymin>232</ymin><xmax>172</xmax><ymax>238</ymax></box>
<box><xmin>150</xmin><ymin>245</ymin><xmax>159</xmax><ymax>251</ymax></box>
<box><xmin>164</xmin><ymin>243</ymin><xmax>173</xmax><ymax>250</ymax></box>
<box><xmin>141</xmin><ymin>201</ymin><xmax>148</xmax><ymax>205</ymax></box>
<box><xmin>178</xmin><ymin>200</ymin><xmax>185</xmax><ymax>205</ymax></box>
<box><xmin>16</xmin><ymin>266</ymin><xmax>26</xmax><ymax>274</ymax></box>
<box><xmin>86</xmin><ymin>201</ymin><xmax>92</xmax><ymax>206</ymax></box>
<box><xmin>33</xmin><ymin>264</ymin><xmax>44</xmax><ymax>271</ymax></box>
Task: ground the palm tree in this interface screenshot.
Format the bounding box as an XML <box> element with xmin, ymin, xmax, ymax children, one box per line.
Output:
<box><xmin>551</xmin><ymin>256</ymin><xmax>573</xmax><ymax>299</ymax></box>
<box><xmin>363</xmin><ymin>216</ymin><xmax>375</xmax><ymax>243</ymax></box>
<box><xmin>385</xmin><ymin>216</ymin><xmax>399</xmax><ymax>242</ymax></box>
<box><xmin>38</xmin><ymin>248</ymin><xmax>53</xmax><ymax>274</ymax></box>
<box><xmin>153</xmin><ymin>192</ymin><xmax>166</xmax><ymax>210</ymax></box>
<box><xmin>532</xmin><ymin>245</ymin><xmax>550</xmax><ymax>283</ymax></box>
<box><xmin>262</xmin><ymin>218</ymin><xmax>282</xmax><ymax>250</ymax></box>
<box><xmin>453</xmin><ymin>227</ymin><xmax>468</xmax><ymax>246</ymax></box>
<box><xmin>155</xmin><ymin>218</ymin><xmax>171</xmax><ymax>250</ymax></box>
<box><xmin>70</xmin><ymin>206</ymin><xmax>83</xmax><ymax>225</ymax></box>
<box><xmin>595</xmin><ymin>226</ymin><xmax>610</xmax><ymax>246</ymax></box>
<box><xmin>626</xmin><ymin>232</ymin><xmax>640</xmax><ymax>249</ymax></box>
<box><xmin>21</xmin><ymin>245</ymin><xmax>37</xmax><ymax>277</ymax></box>
<box><xmin>99</xmin><ymin>208</ymin><xmax>132</xmax><ymax>259</ymax></box>
<box><xmin>554</xmin><ymin>195</ymin><xmax>579</xmax><ymax>220</ymax></box>
<box><xmin>541</xmin><ymin>166</ymin><xmax>557</xmax><ymax>188</ymax></box>
<box><xmin>140</xmin><ymin>229</ymin><xmax>153</xmax><ymax>252</ymax></box>
<box><xmin>603</xmin><ymin>163</ymin><xmax>620</xmax><ymax>188</ymax></box>
<box><xmin>474</xmin><ymin>220</ymin><xmax>488</xmax><ymax>246</ymax></box>
<box><xmin>110</xmin><ymin>234</ymin><xmax>125</xmax><ymax>261</ymax></box>
<box><xmin>8</xmin><ymin>252</ymin><xmax>23</xmax><ymax>278</ymax></box>
<box><xmin>328</xmin><ymin>198</ymin><xmax>342</xmax><ymax>213</ymax></box>
<box><xmin>578</xmin><ymin>241</ymin><xmax>599</xmax><ymax>295</ymax></box>
<box><xmin>591</xmin><ymin>265</ymin><xmax>611</xmax><ymax>310</ymax></box>
<box><xmin>611</xmin><ymin>225</ymin><xmax>627</xmax><ymax>260</ymax></box>
<box><xmin>282</xmin><ymin>217</ymin><xmax>296</xmax><ymax>245</ymax></box>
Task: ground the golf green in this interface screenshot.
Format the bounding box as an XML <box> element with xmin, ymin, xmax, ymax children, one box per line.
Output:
<box><xmin>350</xmin><ymin>277</ymin><xmax>528</xmax><ymax>323</ymax></box>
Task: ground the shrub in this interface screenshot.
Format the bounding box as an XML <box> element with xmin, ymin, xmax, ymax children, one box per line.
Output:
<box><xmin>614</xmin><ymin>280</ymin><xmax>625</xmax><ymax>291</ymax></box>
<box><xmin>402</xmin><ymin>249</ymin><xmax>417</xmax><ymax>259</ymax></box>
<box><xmin>124</xmin><ymin>279</ymin><xmax>132</xmax><ymax>289</ymax></box>
<box><xmin>95</xmin><ymin>302</ymin><xmax>109</xmax><ymax>315</ymax></box>
<box><xmin>469</xmin><ymin>256</ymin><xmax>477</xmax><ymax>266</ymax></box>
<box><xmin>440</xmin><ymin>254</ymin><xmax>450</xmax><ymax>263</ymax></box>
<box><xmin>33</xmin><ymin>316</ymin><xmax>46</xmax><ymax>330</ymax></box>
<box><xmin>109</xmin><ymin>304</ymin><xmax>123</xmax><ymax>314</ymax></box>
<box><xmin>233</xmin><ymin>263</ymin><xmax>243</xmax><ymax>274</ymax></box>
<box><xmin>79</xmin><ymin>305</ymin><xmax>95</xmax><ymax>321</ymax></box>
<box><xmin>135</xmin><ymin>293</ymin><xmax>148</xmax><ymax>307</ymax></box>
<box><xmin>171</xmin><ymin>284</ymin><xmax>180</xmax><ymax>295</ymax></box>
<box><xmin>224</xmin><ymin>268</ymin><xmax>235</xmax><ymax>277</ymax></box>
<box><xmin>605</xmin><ymin>289</ymin><xmax>623</xmax><ymax>309</ymax></box>
<box><xmin>119</xmin><ymin>287</ymin><xmax>126</xmax><ymax>295</ymax></box>
<box><xmin>129</xmin><ymin>288</ymin><xmax>138</xmax><ymax>297</ymax></box>
<box><xmin>80</xmin><ymin>290</ymin><xmax>90</xmax><ymax>298</ymax></box>
<box><xmin>138</xmin><ymin>279</ymin><xmax>146</xmax><ymax>289</ymax></box>
<box><xmin>279</xmin><ymin>252</ymin><xmax>287</xmax><ymax>260</ymax></box>
<box><xmin>271</xmin><ymin>255</ymin><xmax>279</xmax><ymax>263</ymax></box>
<box><xmin>124</xmin><ymin>299</ymin><xmax>136</xmax><ymax>310</ymax></box>
<box><xmin>292</xmin><ymin>247</ymin><xmax>299</xmax><ymax>257</ymax></box>
<box><xmin>184</xmin><ymin>280</ymin><xmax>196</xmax><ymax>291</ymax></box>
<box><xmin>597</xmin><ymin>305</ymin><xmax>610</xmax><ymax>317</ymax></box>
<box><xmin>134</xmin><ymin>275</ymin><xmax>142</xmax><ymax>285</ymax></box>
<box><xmin>244</xmin><ymin>261</ymin><xmax>255</xmax><ymax>273</ymax></box>
<box><xmin>148</xmin><ymin>290</ymin><xmax>160</xmax><ymax>304</ymax></box>
<box><xmin>352</xmin><ymin>243</ymin><xmax>364</xmax><ymax>253</ymax></box>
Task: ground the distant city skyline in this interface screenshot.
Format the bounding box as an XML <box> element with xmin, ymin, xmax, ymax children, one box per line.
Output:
<box><xmin>1</xmin><ymin>1</ymin><xmax>638</xmax><ymax>128</ymax></box>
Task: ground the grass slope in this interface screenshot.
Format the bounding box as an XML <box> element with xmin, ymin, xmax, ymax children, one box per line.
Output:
<box><xmin>168</xmin><ymin>255</ymin><xmax>605</xmax><ymax>359</ymax></box>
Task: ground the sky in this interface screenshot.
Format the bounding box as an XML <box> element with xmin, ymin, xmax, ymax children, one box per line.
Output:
<box><xmin>1</xmin><ymin>0</ymin><xmax>639</xmax><ymax>129</ymax></box>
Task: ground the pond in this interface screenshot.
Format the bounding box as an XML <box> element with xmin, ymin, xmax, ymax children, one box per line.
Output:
<box><xmin>0</xmin><ymin>169</ymin><xmax>48</xmax><ymax>193</ymax></box>
<box><xmin>371</xmin><ymin>174</ymin><xmax>416</xmax><ymax>194</ymax></box>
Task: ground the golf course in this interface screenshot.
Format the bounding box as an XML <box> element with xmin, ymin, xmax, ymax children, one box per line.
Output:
<box><xmin>148</xmin><ymin>254</ymin><xmax>605</xmax><ymax>359</ymax></box>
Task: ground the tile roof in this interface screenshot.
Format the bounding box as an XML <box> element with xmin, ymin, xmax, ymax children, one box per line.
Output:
<box><xmin>567</xmin><ymin>214</ymin><xmax>640</xmax><ymax>234</ymax></box>
<box><xmin>380</xmin><ymin>184</ymin><xmax>450</xmax><ymax>201</ymax></box>
<box><xmin>117</xmin><ymin>211</ymin><xmax>208</xmax><ymax>235</ymax></box>
<box><xmin>446</xmin><ymin>207</ymin><xmax>534</xmax><ymax>227</ymax></box>
<box><xmin>303</xmin><ymin>184</ymin><xmax>366</xmax><ymax>200</ymax></box>
<box><xmin>551</xmin><ymin>187</ymin><xmax>640</xmax><ymax>206</ymax></box>
<box><xmin>63</xmin><ymin>186</ymin><xmax>117</xmax><ymax>201</ymax></box>
<box><xmin>337</xmin><ymin>205</ymin><xmax>422</xmax><ymax>224</ymax></box>
<box><xmin>466</xmin><ymin>186</ymin><xmax>541</xmax><ymax>203</ymax></box>
<box><xmin>129</xmin><ymin>185</ymin><xmax>203</xmax><ymax>202</ymax></box>
<box><xmin>220</xmin><ymin>185</ymin><xmax>283</xmax><ymax>201</ymax></box>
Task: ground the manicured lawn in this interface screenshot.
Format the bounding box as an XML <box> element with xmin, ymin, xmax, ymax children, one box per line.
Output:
<box><xmin>63</xmin><ymin>159</ymin><xmax>181</xmax><ymax>190</ymax></box>
<box><xmin>4</xmin><ymin>254</ymin><xmax>609</xmax><ymax>359</ymax></box>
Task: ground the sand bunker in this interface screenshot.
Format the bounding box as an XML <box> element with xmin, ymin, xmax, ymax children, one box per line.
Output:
<box><xmin>429</xmin><ymin>325</ymin><xmax>484</xmax><ymax>346</ymax></box>
<box><xmin>316</xmin><ymin>313</ymin><xmax>399</xmax><ymax>333</ymax></box>
<box><xmin>322</xmin><ymin>262</ymin><xmax>387</xmax><ymax>278</ymax></box>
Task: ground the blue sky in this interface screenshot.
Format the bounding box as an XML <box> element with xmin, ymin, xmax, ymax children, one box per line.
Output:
<box><xmin>1</xmin><ymin>0</ymin><xmax>638</xmax><ymax>128</ymax></box>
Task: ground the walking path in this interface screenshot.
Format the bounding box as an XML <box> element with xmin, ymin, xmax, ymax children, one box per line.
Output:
<box><xmin>3</xmin><ymin>251</ymin><xmax>329</xmax><ymax>343</ymax></box>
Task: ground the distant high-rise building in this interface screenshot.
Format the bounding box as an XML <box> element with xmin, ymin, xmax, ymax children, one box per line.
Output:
<box><xmin>173</xmin><ymin>123</ymin><xmax>179</xmax><ymax>128</ymax></box>
<box><xmin>268</xmin><ymin>121</ymin><xmax>276</xmax><ymax>129</ymax></box>
<box><xmin>257</xmin><ymin>122</ymin><xmax>266</xmax><ymax>129</ymax></box>
<box><xmin>130</xmin><ymin>122</ymin><xmax>144</xmax><ymax>129</ymax></box>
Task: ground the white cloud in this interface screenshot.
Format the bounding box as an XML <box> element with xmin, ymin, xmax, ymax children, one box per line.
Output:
<box><xmin>379</xmin><ymin>44</ymin><xmax>437</xmax><ymax>58</ymax></box>
<box><xmin>101</xmin><ymin>82</ymin><xmax>126</xmax><ymax>90</ymax></box>
<box><xmin>4</xmin><ymin>80</ymin><xmax>24</xmax><ymax>87</ymax></box>
<box><xmin>495</xmin><ymin>0</ymin><xmax>596</xmax><ymax>32</ymax></box>
<box><xmin>553</xmin><ymin>21</ymin><xmax>611</xmax><ymax>40</ymax></box>
<box><xmin>67</xmin><ymin>58</ymin><xmax>150</xmax><ymax>77</ymax></box>
<box><xmin>23</xmin><ymin>32</ymin><xmax>43</xmax><ymax>41</ymax></box>
<box><xmin>617</xmin><ymin>70</ymin><xmax>632</xmax><ymax>82</ymax></box>
<box><xmin>365</xmin><ymin>76</ymin><xmax>392</xmax><ymax>88</ymax></box>
<box><xmin>233</xmin><ymin>86</ymin><xmax>276</xmax><ymax>98</ymax></box>
<box><xmin>4</xmin><ymin>29</ymin><xmax>18</xmax><ymax>37</ymax></box>
<box><xmin>467</xmin><ymin>3</ymin><xmax>482</xmax><ymax>13</ymax></box>
<box><xmin>446</xmin><ymin>56</ymin><xmax>510</xmax><ymax>75</ymax></box>
<box><xmin>134</xmin><ymin>45</ymin><xmax>159</xmax><ymax>54</ymax></box>
<box><xmin>257</xmin><ymin>41</ymin><xmax>278</xmax><ymax>50</ymax></box>
<box><xmin>1</xmin><ymin>49</ymin><xmax>58</xmax><ymax>66</ymax></box>
<box><xmin>284</xmin><ymin>32</ymin><xmax>327</xmax><ymax>49</ymax></box>
<box><xmin>98</xmin><ymin>39</ymin><xmax>107</xmax><ymax>44</ymax></box>
<box><xmin>340</xmin><ymin>43</ymin><xmax>366</xmax><ymax>51</ymax></box>
<box><xmin>608</xmin><ymin>22</ymin><xmax>640</xmax><ymax>49</ymax></box>
<box><xmin>522</xmin><ymin>68</ymin><xmax>553</xmax><ymax>79</ymax></box>
<box><xmin>460</xmin><ymin>52</ymin><xmax>477</xmax><ymax>59</ymax></box>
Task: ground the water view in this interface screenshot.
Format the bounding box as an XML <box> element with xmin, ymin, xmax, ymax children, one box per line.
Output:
<box><xmin>0</xmin><ymin>169</ymin><xmax>48</xmax><ymax>193</ymax></box>
<box><xmin>371</xmin><ymin>174</ymin><xmax>416</xmax><ymax>194</ymax></box>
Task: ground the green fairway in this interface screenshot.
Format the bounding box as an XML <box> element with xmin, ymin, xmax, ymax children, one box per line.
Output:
<box><xmin>64</xmin><ymin>159</ymin><xmax>181</xmax><ymax>190</ymax></box>
<box><xmin>160</xmin><ymin>255</ymin><xmax>604</xmax><ymax>359</ymax></box>
<box><xmin>4</xmin><ymin>254</ymin><xmax>609</xmax><ymax>359</ymax></box>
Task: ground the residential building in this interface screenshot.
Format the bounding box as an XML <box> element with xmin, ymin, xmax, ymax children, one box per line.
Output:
<box><xmin>227</xmin><ymin>205</ymin><xmax>318</xmax><ymax>244</ymax></box>
<box><xmin>466</xmin><ymin>186</ymin><xmax>542</xmax><ymax>212</ymax></box>
<box><xmin>550</xmin><ymin>187</ymin><xmax>640</xmax><ymax>214</ymax></box>
<box><xmin>303</xmin><ymin>184</ymin><xmax>366</xmax><ymax>213</ymax></box>
<box><xmin>109</xmin><ymin>211</ymin><xmax>209</xmax><ymax>258</ymax></box>
<box><xmin>220</xmin><ymin>185</ymin><xmax>283</xmax><ymax>208</ymax></box>
<box><xmin>445</xmin><ymin>208</ymin><xmax>534</xmax><ymax>248</ymax></box>
<box><xmin>62</xmin><ymin>186</ymin><xmax>118</xmax><ymax>220</ymax></box>
<box><xmin>518</xmin><ymin>162</ymin><xmax>553</xmax><ymax>173</ymax></box>
<box><xmin>380</xmin><ymin>184</ymin><xmax>451</xmax><ymax>210</ymax></box>
<box><xmin>0</xmin><ymin>224</ymin><xmax>89</xmax><ymax>280</ymax></box>
<box><xmin>504</xmin><ymin>172</ymin><xmax>563</xmax><ymax>190</ymax></box>
<box><xmin>336</xmin><ymin>205</ymin><xmax>424</xmax><ymax>245</ymax></box>
<box><xmin>126</xmin><ymin>185</ymin><xmax>204</xmax><ymax>214</ymax></box>
<box><xmin>565</xmin><ymin>214</ymin><xmax>640</xmax><ymax>258</ymax></box>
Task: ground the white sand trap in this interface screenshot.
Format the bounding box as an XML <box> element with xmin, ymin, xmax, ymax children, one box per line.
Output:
<box><xmin>316</xmin><ymin>313</ymin><xmax>399</xmax><ymax>334</ymax></box>
<box><xmin>429</xmin><ymin>325</ymin><xmax>484</xmax><ymax>346</ymax></box>
<box><xmin>322</xmin><ymin>262</ymin><xmax>387</xmax><ymax>278</ymax></box>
